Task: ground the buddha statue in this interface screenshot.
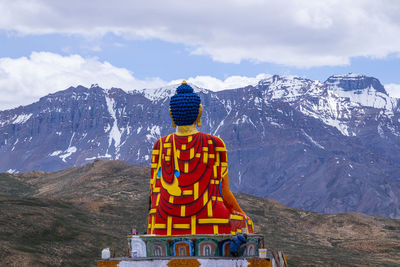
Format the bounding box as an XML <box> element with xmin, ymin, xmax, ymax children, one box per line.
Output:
<box><xmin>147</xmin><ymin>81</ymin><xmax>254</xmax><ymax>235</ymax></box>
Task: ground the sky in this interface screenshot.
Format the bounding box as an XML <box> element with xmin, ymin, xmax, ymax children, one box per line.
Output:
<box><xmin>1</xmin><ymin>0</ymin><xmax>400</xmax><ymax>110</ymax></box>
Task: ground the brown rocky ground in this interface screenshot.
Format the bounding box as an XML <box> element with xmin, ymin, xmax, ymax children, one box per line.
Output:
<box><xmin>1</xmin><ymin>160</ymin><xmax>399</xmax><ymax>266</ymax></box>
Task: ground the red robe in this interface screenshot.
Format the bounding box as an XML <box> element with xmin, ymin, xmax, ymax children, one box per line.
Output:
<box><xmin>147</xmin><ymin>132</ymin><xmax>254</xmax><ymax>235</ymax></box>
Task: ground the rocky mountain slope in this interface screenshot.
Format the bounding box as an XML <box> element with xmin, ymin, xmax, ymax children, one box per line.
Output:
<box><xmin>1</xmin><ymin>161</ymin><xmax>399</xmax><ymax>266</ymax></box>
<box><xmin>1</xmin><ymin>74</ymin><xmax>399</xmax><ymax>218</ymax></box>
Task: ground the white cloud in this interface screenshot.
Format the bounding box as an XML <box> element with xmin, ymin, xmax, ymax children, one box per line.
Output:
<box><xmin>0</xmin><ymin>52</ymin><xmax>166</xmax><ymax>110</ymax></box>
<box><xmin>1</xmin><ymin>0</ymin><xmax>400</xmax><ymax>67</ymax></box>
<box><xmin>385</xmin><ymin>84</ymin><xmax>400</xmax><ymax>98</ymax></box>
<box><xmin>169</xmin><ymin>74</ymin><xmax>272</xmax><ymax>91</ymax></box>
<box><xmin>0</xmin><ymin>52</ymin><xmax>272</xmax><ymax>110</ymax></box>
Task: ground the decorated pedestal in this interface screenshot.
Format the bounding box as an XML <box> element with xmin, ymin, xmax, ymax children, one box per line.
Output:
<box><xmin>129</xmin><ymin>234</ymin><xmax>264</xmax><ymax>257</ymax></box>
<box><xmin>98</xmin><ymin>234</ymin><xmax>277</xmax><ymax>267</ymax></box>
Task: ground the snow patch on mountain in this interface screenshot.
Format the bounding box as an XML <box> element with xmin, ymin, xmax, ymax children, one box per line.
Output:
<box><xmin>301</xmin><ymin>129</ymin><xmax>325</xmax><ymax>149</ymax></box>
<box><xmin>233</xmin><ymin>115</ymin><xmax>256</xmax><ymax>128</ymax></box>
<box><xmin>12</xmin><ymin>113</ymin><xmax>32</xmax><ymax>124</ymax></box>
<box><xmin>132</xmin><ymin>83</ymin><xmax>209</xmax><ymax>101</ymax></box>
<box><xmin>328</xmin><ymin>83</ymin><xmax>395</xmax><ymax>111</ymax></box>
<box><xmin>146</xmin><ymin>125</ymin><xmax>161</xmax><ymax>142</ymax></box>
<box><xmin>325</xmin><ymin>74</ymin><xmax>397</xmax><ymax>112</ymax></box>
<box><xmin>105</xmin><ymin>93</ymin><xmax>122</xmax><ymax>159</ymax></box>
<box><xmin>6</xmin><ymin>169</ymin><xmax>17</xmax><ymax>174</ymax></box>
<box><xmin>59</xmin><ymin>146</ymin><xmax>77</xmax><ymax>162</ymax></box>
<box><xmin>85</xmin><ymin>154</ymin><xmax>111</xmax><ymax>161</ymax></box>
<box><xmin>258</xmin><ymin>76</ymin><xmax>323</xmax><ymax>102</ymax></box>
<box><xmin>50</xmin><ymin>150</ymin><xmax>63</xmax><ymax>156</ymax></box>
<box><xmin>297</xmin><ymin>91</ymin><xmax>356</xmax><ymax>136</ymax></box>
<box><xmin>49</xmin><ymin>132</ymin><xmax>78</xmax><ymax>162</ymax></box>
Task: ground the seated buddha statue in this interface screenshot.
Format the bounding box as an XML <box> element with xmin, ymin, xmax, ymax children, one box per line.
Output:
<box><xmin>147</xmin><ymin>81</ymin><xmax>254</xmax><ymax>235</ymax></box>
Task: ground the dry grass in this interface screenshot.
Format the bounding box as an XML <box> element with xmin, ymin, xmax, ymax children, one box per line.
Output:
<box><xmin>0</xmin><ymin>160</ymin><xmax>399</xmax><ymax>266</ymax></box>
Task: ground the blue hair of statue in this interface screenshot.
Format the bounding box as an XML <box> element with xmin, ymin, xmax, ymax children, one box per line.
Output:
<box><xmin>170</xmin><ymin>83</ymin><xmax>201</xmax><ymax>126</ymax></box>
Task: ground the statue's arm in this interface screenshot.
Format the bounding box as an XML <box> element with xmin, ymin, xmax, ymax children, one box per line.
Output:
<box><xmin>149</xmin><ymin>139</ymin><xmax>161</xmax><ymax>208</ymax></box>
<box><xmin>221</xmin><ymin>173</ymin><xmax>247</xmax><ymax>216</ymax></box>
<box><xmin>215</xmin><ymin>137</ymin><xmax>248</xmax><ymax>217</ymax></box>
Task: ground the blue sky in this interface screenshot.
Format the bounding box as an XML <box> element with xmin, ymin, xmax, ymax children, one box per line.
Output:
<box><xmin>1</xmin><ymin>0</ymin><xmax>400</xmax><ymax>109</ymax></box>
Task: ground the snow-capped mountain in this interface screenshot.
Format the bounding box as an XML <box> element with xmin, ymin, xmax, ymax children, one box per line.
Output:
<box><xmin>1</xmin><ymin>74</ymin><xmax>400</xmax><ymax>218</ymax></box>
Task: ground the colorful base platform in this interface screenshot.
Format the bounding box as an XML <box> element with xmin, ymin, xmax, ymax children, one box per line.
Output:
<box><xmin>98</xmin><ymin>257</ymin><xmax>275</xmax><ymax>267</ymax></box>
<box><xmin>128</xmin><ymin>234</ymin><xmax>264</xmax><ymax>258</ymax></box>
<box><xmin>99</xmin><ymin>232</ymin><xmax>288</xmax><ymax>266</ymax></box>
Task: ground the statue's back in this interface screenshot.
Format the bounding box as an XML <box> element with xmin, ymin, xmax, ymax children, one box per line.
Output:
<box><xmin>147</xmin><ymin>81</ymin><xmax>253</xmax><ymax>236</ymax></box>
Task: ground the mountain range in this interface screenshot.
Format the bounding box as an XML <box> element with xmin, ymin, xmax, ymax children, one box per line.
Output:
<box><xmin>1</xmin><ymin>73</ymin><xmax>399</xmax><ymax>218</ymax></box>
